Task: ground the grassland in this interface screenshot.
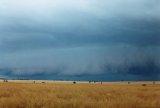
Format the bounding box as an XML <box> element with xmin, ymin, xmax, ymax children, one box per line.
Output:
<box><xmin>0</xmin><ymin>80</ymin><xmax>160</xmax><ymax>108</ymax></box>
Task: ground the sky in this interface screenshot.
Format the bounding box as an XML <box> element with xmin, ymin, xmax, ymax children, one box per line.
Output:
<box><xmin>0</xmin><ymin>0</ymin><xmax>160</xmax><ymax>81</ymax></box>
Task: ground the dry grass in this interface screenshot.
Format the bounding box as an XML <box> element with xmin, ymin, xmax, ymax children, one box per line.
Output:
<box><xmin>0</xmin><ymin>81</ymin><xmax>160</xmax><ymax>108</ymax></box>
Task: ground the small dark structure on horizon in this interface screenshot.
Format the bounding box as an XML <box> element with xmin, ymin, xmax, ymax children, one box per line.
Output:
<box><xmin>142</xmin><ymin>84</ymin><xmax>147</xmax><ymax>86</ymax></box>
<box><xmin>73</xmin><ymin>81</ymin><xmax>76</xmax><ymax>84</ymax></box>
<box><xmin>4</xmin><ymin>80</ymin><xmax>8</xmax><ymax>83</ymax></box>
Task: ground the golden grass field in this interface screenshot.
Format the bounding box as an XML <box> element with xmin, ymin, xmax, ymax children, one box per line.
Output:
<box><xmin>0</xmin><ymin>80</ymin><xmax>160</xmax><ymax>108</ymax></box>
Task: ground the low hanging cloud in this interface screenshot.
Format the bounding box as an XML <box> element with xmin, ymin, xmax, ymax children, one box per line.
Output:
<box><xmin>0</xmin><ymin>0</ymin><xmax>160</xmax><ymax>80</ymax></box>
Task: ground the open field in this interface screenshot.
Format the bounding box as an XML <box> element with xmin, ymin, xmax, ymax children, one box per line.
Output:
<box><xmin>0</xmin><ymin>80</ymin><xmax>160</xmax><ymax>108</ymax></box>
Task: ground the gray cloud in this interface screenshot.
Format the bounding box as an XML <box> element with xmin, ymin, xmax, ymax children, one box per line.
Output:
<box><xmin>0</xmin><ymin>0</ymin><xmax>160</xmax><ymax>80</ymax></box>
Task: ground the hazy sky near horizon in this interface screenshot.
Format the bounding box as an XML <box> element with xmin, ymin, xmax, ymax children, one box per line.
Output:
<box><xmin>0</xmin><ymin>0</ymin><xmax>160</xmax><ymax>80</ymax></box>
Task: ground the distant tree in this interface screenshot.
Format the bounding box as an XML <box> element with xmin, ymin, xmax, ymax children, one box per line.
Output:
<box><xmin>73</xmin><ymin>81</ymin><xmax>76</xmax><ymax>84</ymax></box>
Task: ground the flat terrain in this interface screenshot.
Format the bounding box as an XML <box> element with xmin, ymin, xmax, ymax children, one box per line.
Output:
<box><xmin>0</xmin><ymin>80</ymin><xmax>160</xmax><ymax>108</ymax></box>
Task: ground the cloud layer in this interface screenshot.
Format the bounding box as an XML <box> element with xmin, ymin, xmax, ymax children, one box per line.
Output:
<box><xmin>0</xmin><ymin>0</ymin><xmax>160</xmax><ymax>80</ymax></box>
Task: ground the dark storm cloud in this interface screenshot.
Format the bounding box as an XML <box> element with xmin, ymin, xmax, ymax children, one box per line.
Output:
<box><xmin>0</xmin><ymin>0</ymin><xmax>160</xmax><ymax>80</ymax></box>
<box><xmin>128</xmin><ymin>61</ymin><xmax>160</xmax><ymax>77</ymax></box>
<box><xmin>1</xmin><ymin>17</ymin><xmax>159</xmax><ymax>52</ymax></box>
